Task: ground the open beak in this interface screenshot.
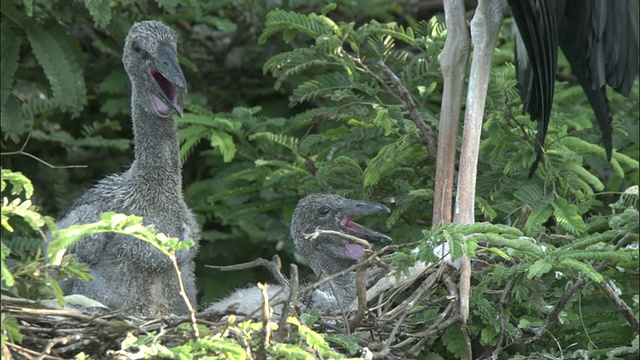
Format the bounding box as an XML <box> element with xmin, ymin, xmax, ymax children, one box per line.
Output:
<box><xmin>339</xmin><ymin>199</ymin><xmax>392</xmax><ymax>244</ymax></box>
<box><xmin>148</xmin><ymin>43</ymin><xmax>187</xmax><ymax>118</ymax></box>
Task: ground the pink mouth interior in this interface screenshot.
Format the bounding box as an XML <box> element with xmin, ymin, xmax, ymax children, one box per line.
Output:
<box><xmin>345</xmin><ymin>244</ymin><xmax>366</xmax><ymax>260</ymax></box>
<box><xmin>149</xmin><ymin>68</ymin><xmax>177</xmax><ymax>116</ymax></box>
<box><xmin>341</xmin><ymin>216</ymin><xmax>371</xmax><ymax>260</ymax></box>
<box><xmin>341</xmin><ymin>217</ymin><xmax>364</xmax><ymax>230</ymax></box>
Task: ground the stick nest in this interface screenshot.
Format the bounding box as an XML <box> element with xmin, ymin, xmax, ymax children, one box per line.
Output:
<box><xmin>2</xmin><ymin>245</ymin><xmax>458</xmax><ymax>359</ymax></box>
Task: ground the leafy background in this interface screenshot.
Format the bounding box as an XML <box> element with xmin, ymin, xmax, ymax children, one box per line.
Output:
<box><xmin>1</xmin><ymin>0</ymin><xmax>638</xmax><ymax>358</ymax></box>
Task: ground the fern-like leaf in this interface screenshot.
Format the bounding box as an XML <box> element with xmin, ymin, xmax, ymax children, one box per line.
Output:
<box><xmin>82</xmin><ymin>0</ymin><xmax>112</xmax><ymax>28</ymax></box>
<box><xmin>209</xmin><ymin>131</ymin><xmax>236</xmax><ymax>163</ymax></box>
<box><xmin>259</xmin><ymin>9</ymin><xmax>338</xmax><ymax>44</ymax></box>
<box><xmin>551</xmin><ymin>198</ymin><xmax>586</xmax><ymax>235</ymax></box>
<box><xmin>523</xmin><ymin>204</ymin><xmax>553</xmax><ymax>236</ymax></box>
<box><xmin>1</xmin><ymin>26</ymin><xmax>21</xmax><ymax>113</ymax></box>
<box><xmin>155</xmin><ymin>0</ymin><xmax>178</xmax><ymax>13</ymax></box>
<box><xmin>27</xmin><ymin>26</ymin><xmax>86</xmax><ymax>116</ymax></box>
<box><xmin>249</xmin><ymin>132</ymin><xmax>299</xmax><ymax>152</ymax></box>
<box><xmin>291</xmin><ymin>72</ymin><xmax>353</xmax><ymax>104</ymax></box>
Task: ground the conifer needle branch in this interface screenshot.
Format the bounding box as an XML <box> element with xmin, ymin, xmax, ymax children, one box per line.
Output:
<box><xmin>377</xmin><ymin>60</ymin><xmax>438</xmax><ymax>158</ymax></box>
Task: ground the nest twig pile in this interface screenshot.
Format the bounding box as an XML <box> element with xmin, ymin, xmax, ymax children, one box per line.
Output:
<box><xmin>1</xmin><ymin>244</ymin><xmax>459</xmax><ymax>359</ymax></box>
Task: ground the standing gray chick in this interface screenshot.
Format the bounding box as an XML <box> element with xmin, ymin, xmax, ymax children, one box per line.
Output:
<box><xmin>45</xmin><ymin>21</ymin><xmax>199</xmax><ymax>316</ymax></box>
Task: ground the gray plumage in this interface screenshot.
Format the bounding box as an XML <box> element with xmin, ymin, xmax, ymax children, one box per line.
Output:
<box><xmin>205</xmin><ymin>194</ymin><xmax>390</xmax><ymax>316</ymax></box>
<box><xmin>45</xmin><ymin>21</ymin><xmax>199</xmax><ymax>316</ymax></box>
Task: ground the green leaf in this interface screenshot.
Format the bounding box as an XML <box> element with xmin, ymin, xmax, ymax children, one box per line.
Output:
<box><xmin>1</xmin><ymin>95</ymin><xmax>28</xmax><ymax>143</ymax></box>
<box><xmin>442</xmin><ymin>326</ymin><xmax>467</xmax><ymax>359</ymax></box>
<box><xmin>26</xmin><ymin>26</ymin><xmax>86</xmax><ymax>116</ymax></box>
<box><xmin>559</xmin><ymin>258</ymin><xmax>603</xmax><ymax>283</ymax></box>
<box><xmin>200</xmin><ymin>16</ymin><xmax>237</xmax><ymax>32</ymax></box>
<box><xmin>1</xmin><ymin>242</ymin><xmax>15</xmax><ymax>287</ymax></box>
<box><xmin>486</xmin><ymin>247</ymin><xmax>511</xmax><ymax>261</ymax></box>
<box><xmin>2</xmin><ymin>169</ymin><xmax>33</xmax><ymax>199</ymax></box>
<box><xmin>565</xmin><ymin>162</ymin><xmax>604</xmax><ymax>191</ymax></box>
<box><xmin>320</xmin><ymin>3</ymin><xmax>337</xmax><ymax>16</ymax></box>
<box><xmin>0</xmin><ymin>26</ymin><xmax>21</xmax><ymax>113</ymax></box>
<box><xmin>0</xmin><ymin>314</ymin><xmax>22</xmax><ymax>342</ymax></box>
<box><xmin>82</xmin><ymin>0</ymin><xmax>112</xmax><ymax>28</ymax></box>
<box><xmin>20</xmin><ymin>0</ymin><xmax>33</xmax><ymax>16</ymax></box>
<box><xmin>155</xmin><ymin>0</ymin><xmax>178</xmax><ymax>13</ymax></box>
<box><xmin>209</xmin><ymin>131</ymin><xmax>236</xmax><ymax>163</ymax></box>
<box><xmin>551</xmin><ymin>198</ymin><xmax>587</xmax><ymax>235</ymax></box>
<box><xmin>260</xmin><ymin>9</ymin><xmax>336</xmax><ymax>44</ymax></box>
<box><xmin>249</xmin><ymin>132</ymin><xmax>299</xmax><ymax>152</ymax></box>
<box><xmin>513</xmin><ymin>184</ymin><xmax>544</xmax><ymax>206</ymax></box>
<box><xmin>324</xmin><ymin>333</ymin><xmax>359</xmax><ymax>355</ymax></box>
<box><xmin>523</xmin><ymin>204</ymin><xmax>553</xmax><ymax>236</ymax></box>
<box><xmin>527</xmin><ymin>259</ymin><xmax>553</xmax><ymax>279</ymax></box>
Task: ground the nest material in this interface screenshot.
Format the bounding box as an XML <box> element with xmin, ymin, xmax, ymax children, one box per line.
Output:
<box><xmin>1</xmin><ymin>246</ymin><xmax>458</xmax><ymax>360</ymax></box>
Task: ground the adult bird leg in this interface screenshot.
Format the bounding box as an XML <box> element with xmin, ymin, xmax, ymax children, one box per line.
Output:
<box><xmin>454</xmin><ymin>0</ymin><xmax>503</xmax><ymax>329</ymax></box>
<box><xmin>432</xmin><ymin>0</ymin><xmax>471</xmax><ymax>226</ymax></box>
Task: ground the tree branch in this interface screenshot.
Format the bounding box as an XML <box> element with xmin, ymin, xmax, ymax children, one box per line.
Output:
<box><xmin>377</xmin><ymin>60</ymin><xmax>438</xmax><ymax>158</ymax></box>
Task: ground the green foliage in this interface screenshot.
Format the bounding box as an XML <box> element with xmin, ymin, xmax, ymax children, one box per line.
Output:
<box><xmin>1</xmin><ymin>1</ymin><xmax>638</xmax><ymax>358</ymax></box>
<box><xmin>116</xmin><ymin>316</ymin><xmax>343</xmax><ymax>359</ymax></box>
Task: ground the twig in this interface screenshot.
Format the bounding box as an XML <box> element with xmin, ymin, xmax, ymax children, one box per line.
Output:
<box><xmin>276</xmin><ymin>264</ymin><xmax>299</xmax><ymax>341</ymax></box>
<box><xmin>377</xmin><ymin>60</ymin><xmax>437</xmax><ymax>157</ymax></box>
<box><xmin>206</xmin><ymin>255</ymin><xmax>290</xmax><ymax>287</ymax></box>
<box><xmin>5</xmin><ymin>341</ymin><xmax>65</xmax><ymax>360</ymax></box>
<box><xmin>459</xmin><ymin>253</ymin><xmax>471</xmax><ymax>324</ymax></box>
<box><xmin>257</xmin><ymin>283</ymin><xmax>271</xmax><ymax>360</ymax></box>
<box><xmin>372</xmin><ymin>305</ymin><xmax>410</xmax><ymax>359</ymax></box>
<box><xmin>1</xmin><ymin>341</ymin><xmax>13</xmax><ymax>360</ymax></box>
<box><xmin>442</xmin><ymin>271</ymin><xmax>472</xmax><ymax>360</ymax></box>
<box><xmin>297</xmin><ymin>244</ymin><xmax>412</xmax><ymax>302</ymax></box>
<box><xmin>0</xmin><ymin>131</ymin><xmax>87</xmax><ymax>169</ymax></box>
<box><xmin>366</xmin><ymin>258</ymin><xmax>430</xmax><ymax>309</ymax></box>
<box><xmin>169</xmin><ymin>254</ymin><xmax>199</xmax><ymax>337</ymax></box>
<box><xmin>350</xmin><ymin>56</ymin><xmax>404</xmax><ymax>104</ymax></box>
<box><xmin>48</xmin><ymin>337</ymin><xmax>100</xmax><ymax>358</ymax></box>
<box><xmin>2</xmin><ymin>307</ymin><xmax>113</xmax><ymax>326</ymax></box>
<box><xmin>381</xmin><ymin>266</ymin><xmax>442</xmax><ymax>321</ymax></box>
<box><xmin>597</xmin><ymin>279</ymin><xmax>639</xmax><ymax>332</ymax></box>
<box><xmin>318</xmin><ymin>269</ymin><xmax>353</xmax><ymax>333</ymax></box>
<box><xmin>348</xmin><ymin>266</ymin><xmax>368</xmax><ymax>331</ymax></box>
<box><xmin>491</xmin><ymin>276</ymin><xmax>517</xmax><ymax>359</ymax></box>
<box><xmin>461</xmin><ymin>321</ymin><xmax>472</xmax><ymax>360</ymax></box>
<box><xmin>406</xmin><ymin>304</ymin><xmax>460</xmax><ymax>356</ymax></box>
<box><xmin>532</xmin><ymin>233</ymin><xmax>636</xmax><ymax>341</ymax></box>
<box><xmin>303</xmin><ymin>229</ymin><xmax>373</xmax><ymax>249</ymax></box>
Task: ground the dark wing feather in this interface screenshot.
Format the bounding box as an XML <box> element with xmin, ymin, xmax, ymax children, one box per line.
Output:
<box><xmin>559</xmin><ymin>0</ymin><xmax>639</xmax><ymax>161</ymax></box>
<box><xmin>508</xmin><ymin>0</ymin><xmax>564</xmax><ymax>176</ymax></box>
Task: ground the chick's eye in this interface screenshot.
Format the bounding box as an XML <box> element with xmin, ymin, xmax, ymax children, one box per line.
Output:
<box><xmin>132</xmin><ymin>42</ymin><xmax>141</xmax><ymax>53</ymax></box>
<box><xmin>318</xmin><ymin>207</ymin><xmax>331</xmax><ymax>216</ymax></box>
